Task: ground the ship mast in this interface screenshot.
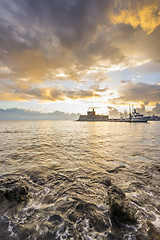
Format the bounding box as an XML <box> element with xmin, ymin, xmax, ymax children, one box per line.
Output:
<box><xmin>129</xmin><ymin>105</ymin><xmax>132</xmax><ymax>122</ymax></box>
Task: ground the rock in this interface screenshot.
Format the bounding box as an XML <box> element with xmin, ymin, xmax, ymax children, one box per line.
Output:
<box><xmin>48</xmin><ymin>214</ymin><xmax>62</xmax><ymax>222</ymax></box>
<box><xmin>5</xmin><ymin>185</ymin><xmax>29</xmax><ymax>202</ymax></box>
<box><xmin>0</xmin><ymin>189</ymin><xmax>5</xmax><ymax>201</ymax></box>
<box><xmin>67</xmin><ymin>211</ymin><xmax>77</xmax><ymax>223</ymax></box>
<box><xmin>76</xmin><ymin>203</ymin><xmax>85</xmax><ymax>212</ymax></box>
<box><xmin>147</xmin><ymin>221</ymin><xmax>160</xmax><ymax>240</ymax></box>
<box><xmin>0</xmin><ymin>178</ymin><xmax>29</xmax><ymax>203</ymax></box>
<box><xmin>106</xmin><ymin>232</ymin><xmax>115</xmax><ymax>240</ymax></box>
<box><xmin>100</xmin><ymin>177</ymin><xmax>111</xmax><ymax>187</ymax></box>
<box><xmin>108</xmin><ymin>185</ymin><xmax>137</xmax><ymax>224</ymax></box>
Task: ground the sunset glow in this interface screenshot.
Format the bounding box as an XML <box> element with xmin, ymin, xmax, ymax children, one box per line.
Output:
<box><xmin>0</xmin><ymin>0</ymin><xmax>160</xmax><ymax>114</ymax></box>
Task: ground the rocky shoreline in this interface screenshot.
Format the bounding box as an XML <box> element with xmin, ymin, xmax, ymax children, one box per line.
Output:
<box><xmin>0</xmin><ymin>178</ymin><xmax>29</xmax><ymax>203</ymax></box>
<box><xmin>0</xmin><ymin>165</ymin><xmax>160</xmax><ymax>240</ymax></box>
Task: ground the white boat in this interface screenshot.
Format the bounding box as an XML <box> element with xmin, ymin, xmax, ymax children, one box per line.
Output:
<box><xmin>149</xmin><ymin>115</ymin><xmax>160</xmax><ymax>121</ymax></box>
<box><xmin>130</xmin><ymin>109</ymin><xmax>149</xmax><ymax>122</ymax></box>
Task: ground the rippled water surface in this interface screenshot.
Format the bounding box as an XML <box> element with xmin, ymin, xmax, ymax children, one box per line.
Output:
<box><xmin>0</xmin><ymin>121</ymin><xmax>160</xmax><ymax>240</ymax></box>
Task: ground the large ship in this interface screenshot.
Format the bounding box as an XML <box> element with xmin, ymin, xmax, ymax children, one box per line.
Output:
<box><xmin>149</xmin><ymin>115</ymin><xmax>160</xmax><ymax>121</ymax></box>
<box><xmin>109</xmin><ymin>109</ymin><xmax>150</xmax><ymax>122</ymax></box>
<box><xmin>129</xmin><ymin>109</ymin><xmax>150</xmax><ymax>122</ymax></box>
<box><xmin>77</xmin><ymin>108</ymin><xmax>109</xmax><ymax>121</ymax></box>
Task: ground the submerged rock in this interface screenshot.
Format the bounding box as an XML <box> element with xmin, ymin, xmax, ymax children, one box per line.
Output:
<box><xmin>108</xmin><ymin>185</ymin><xmax>137</xmax><ymax>224</ymax></box>
<box><xmin>0</xmin><ymin>178</ymin><xmax>29</xmax><ymax>203</ymax></box>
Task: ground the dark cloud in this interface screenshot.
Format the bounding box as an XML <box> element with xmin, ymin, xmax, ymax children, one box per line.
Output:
<box><xmin>110</xmin><ymin>81</ymin><xmax>160</xmax><ymax>104</ymax></box>
<box><xmin>0</xmin><ymin>0</ymin><xmax>117</xmax><ymax>85</ymax></box>
<box><xmin>0</xmin><ymin>0</ymin><xmax>160</xmax><ymax>103</ymax></box>
<box><xmin>114</xmin><ymin>24</ymin><xmax>160</xmax><ymax>64</ymax></box>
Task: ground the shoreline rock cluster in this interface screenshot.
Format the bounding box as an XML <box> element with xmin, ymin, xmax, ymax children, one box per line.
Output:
<box><xmin>0</xmin><ymin>174</ymin><xmax>160</xmax><ymax>240</ymax></box>
<box><xmin>0</xmin><ymin>178</ymin><xmax>29</xmax><ymax>203</ymax></box>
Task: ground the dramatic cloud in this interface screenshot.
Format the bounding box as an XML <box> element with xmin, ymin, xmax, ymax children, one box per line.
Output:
<box><xmin>110</xmin><ymin>81</ymin><xmax>160</xmax><ymax>105</ymax></box>
<box><xmin>111</xmin><ymin>0</ymin><xmax>160</xmax><ymax>34</ymax></box>
<box><xmin>0</xmin><ymin>86</ymin><xmax>105</xmax><ymax>102</ymax></box>
<box><xmin>0</xmin><ymin>0</ymin><xmax>114</xmax><ymax>83</ymax></box>
<box><xmin>0</xmin><ymin>0</ymin><xmax>160</xmax><ymax>104</ymax></box>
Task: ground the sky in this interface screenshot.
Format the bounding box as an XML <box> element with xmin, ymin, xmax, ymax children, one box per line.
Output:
<box><xmin>0</xmin><ymin>0</ymin><xmax>160</xmax><ymax>114</ymax></box>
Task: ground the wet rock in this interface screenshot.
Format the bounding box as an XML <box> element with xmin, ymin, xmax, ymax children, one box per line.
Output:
<box><xmin>147</xmin><ymin>221</ymin><xmax>160</xmax><ymax>240</ymax></box>
<box><xmin>67</xmin><ymin>211</ymin><xmax>77</xmax><ymax>223</ymax></box>
<box><xmin>108</xmin><ymin>185</ymin><xmax>137</xmax><ymax>224</ymax></box>
<box><xmin>100</xmin><ymin>177</ymin><xmax>111</xmax><ymax>187</ymax></box>
<box><xmin>48</xmin><ymin>214</ymin><xmax>62</xmax><ymax>223</ymax></box>
<box><xmin>0</xmin><ymin>189</ymin><xmax>5</xmax><ymax>201</ymax></box>
<box><xmin>76</xmin><ymin>203</ymin><xmax>85</xmax><ymax>211</ymax></box>
<box><xmin>106</xmin><ymin>232</ymin><xmax>115</xmax><ymax>240</ymax></box>
<box><xmin>5</xmin><ymin>185</ymin><xmax>29</xmax><ymax>202</ymax></box>
<box><xmin>0</xmin><ymin>178</ymin><xmax>29</xmax><ymax>203</ymax></box>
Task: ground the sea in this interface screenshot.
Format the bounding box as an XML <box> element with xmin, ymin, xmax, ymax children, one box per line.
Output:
<box><xmin>0</xmin><ymin>120</ymin><xmax>160</xmax><ymax>240</ymax></box>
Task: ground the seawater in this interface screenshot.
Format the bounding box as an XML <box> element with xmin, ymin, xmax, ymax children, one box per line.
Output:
<box><xmin>0</xmin><ymin>121</ymin><xmax>160</xmax><ymax>240</ymax></box>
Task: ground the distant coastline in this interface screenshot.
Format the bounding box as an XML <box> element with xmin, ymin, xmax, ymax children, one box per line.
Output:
<box><xmin>0</xmin><ymin>108</ymin><xmax>80</xmax><ymax>121</ymax></box>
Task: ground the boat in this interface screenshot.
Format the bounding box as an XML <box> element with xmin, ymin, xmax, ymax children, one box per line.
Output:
<box><xmin>77</xmin><ymin>108</ymin><xmax>109</xmax><ymax>121</ymax></box>
<box><xmin>130</xmin><ymin>109</ymin><xmax>149</xmax><ymax>122</ymax></box>
<box><xmin>149</xmin><ymin>115</ymin><xmax>160</xmax><ymax>121</ymax></box>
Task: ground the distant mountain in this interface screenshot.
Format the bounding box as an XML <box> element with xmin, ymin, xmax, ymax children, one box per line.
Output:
<box><xmin>0</xmin><ymin>108</ymin><xmax>80</xmax><ymax>120</ymax></box>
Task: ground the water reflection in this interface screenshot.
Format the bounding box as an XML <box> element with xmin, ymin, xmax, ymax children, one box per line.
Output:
<box><xmin>0</xmin><ymin>121</ymin><xmax>160</xmax><ymax>239</ymax></box>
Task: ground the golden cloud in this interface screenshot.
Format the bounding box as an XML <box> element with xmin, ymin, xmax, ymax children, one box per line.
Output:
<box><xmin>110</xmin><ymin>0</ymin><xmax>160</xmax><ymax>34</ymax></box>
<box><xmin>0</xmin><ymin>0</ymin><xmax>160</xmax><ymax>105</ymax></box>
<box><xmin>0</xmin><ymin>87</ymin><xmax>104</xmax><ymax>102</ymax></box>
